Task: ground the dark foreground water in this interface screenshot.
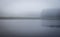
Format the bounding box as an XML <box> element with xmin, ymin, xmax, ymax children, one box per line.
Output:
<box><xmin>0</xmin><ymin>19</ymin><xmax>60</xmax><ymax>37</ymax></box>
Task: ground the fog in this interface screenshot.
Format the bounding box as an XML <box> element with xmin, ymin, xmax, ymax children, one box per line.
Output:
<box><xmin>0</xmin><ymin>0</ymin><xmax>60</xmax><ymax>17</ymax></box>
<box><xmin>0</xmin><ymin>0</ymin><xmax>60</xmax><ymax>37</ymax></box>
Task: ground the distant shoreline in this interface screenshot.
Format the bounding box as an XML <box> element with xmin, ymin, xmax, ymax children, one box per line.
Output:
<box><xmin>0</xmin><ymin>17</ymin><xmax>60</xmax><ymax>20</ymax></box>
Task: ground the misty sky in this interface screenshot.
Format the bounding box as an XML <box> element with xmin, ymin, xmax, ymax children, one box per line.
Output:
<box><xmin>0</xmin><ymin>0</ymin><xmax>60</xmax><ymax>17</ymax></box>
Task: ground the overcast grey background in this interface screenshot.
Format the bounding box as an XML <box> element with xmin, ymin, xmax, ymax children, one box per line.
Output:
<box><xmin>0</xmin><ymin>0</ymin><xmax>60</xmax><ymax>17</ymax></box>
<box><xmin>0</xmin><ymin>0</ymin><xmax>60</xmax><ymax>37</ymax></box>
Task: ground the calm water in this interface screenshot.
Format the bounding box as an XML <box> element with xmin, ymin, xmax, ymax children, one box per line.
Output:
<box><xmin>0</xmin><ymin>19</ymin><xmax>60</xmax><ymax>37</ymax></box>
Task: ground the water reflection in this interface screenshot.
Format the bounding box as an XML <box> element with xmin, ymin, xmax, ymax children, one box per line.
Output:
<box><xmin>0</xmin><ymin>19</ymin><xmax>60</xmax><ymax>37</ymax></box>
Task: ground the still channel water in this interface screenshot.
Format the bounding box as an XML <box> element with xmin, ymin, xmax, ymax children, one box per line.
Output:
<box><xmin>0</xmin><ymin>19</ymin><xmax>60</xmax><ymax>37</ymax></box>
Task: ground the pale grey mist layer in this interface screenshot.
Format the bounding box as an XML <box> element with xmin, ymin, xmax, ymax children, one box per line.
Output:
<box><xmin>0</xmin><ymin>0</ymin><xmax>60</xmax><ymax>17</ymax></box>
<box><xmin>0</xmin><ymin>0</ymin><xmax>60</xmax><ymax>37</ymax></box>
